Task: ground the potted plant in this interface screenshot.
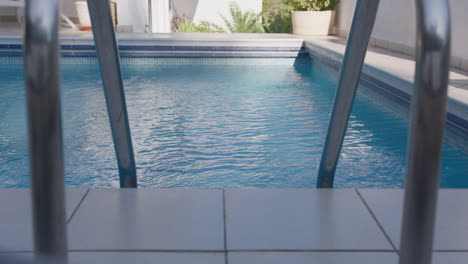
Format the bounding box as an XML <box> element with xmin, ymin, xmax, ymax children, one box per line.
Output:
<box><xmin>289</xmin><ymin>0</ymin><xmax>339</xmax><ymax>35</ymax></box>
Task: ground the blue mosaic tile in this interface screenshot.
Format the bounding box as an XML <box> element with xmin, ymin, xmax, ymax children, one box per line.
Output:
<box><xmin>61</xmin><ymin>51</ymin><xmax>76</xmax><ymax>57</ymax></box>
<box><xmin>172</xmin><ymin>46</ymin><xmax>195</xmax><ymax>51</ymax></box>
<box><xmin>191</xmin><ymin>46</ymin><xmax>216</xmax><ymax>51</ymax></box>
<box><xmin>447</xmin><ymin>113</ymin><xmax>468</xmax><ymax>131</ymax></box>
<box><xmin>119</xmin><ymin>45</ymin><xmax>173</xmax><ymax>51</ymax></box>
<box><xmin>61</xmin><ymin>45</ymin><xmax>74</xmax><ymax>50</ymax></box>
<box><xmin>193</xmin><ymin>46</ymin><xmax>302</xmax><ymax>52</ymax></box>
<box><xmin>307</xmin><ymin>44</ymin><xmax>468</xmax><ymax>131</ymax></box>
<box><xmin>0</xmin><ymin>51</ymin><xmax>22</xmax><ymax>56</ymax></box>
<box><xmin>8</xmin><ymin>44</ymin><xmax>22</xmax><ymax>49</ymax></box>
<box><xmin>117</xmin><ymin>57</ymin><xmax>300</xmax><ymax>65</ymax></box>
<box><xmin>0</xmin><ymin>44</ymin><xmax>22</xmax><ymax>49</ymax></box>
<box><xmin>0</xmin><ymin>43</ymin><xmax>303</xmax><ymax>53</ymax></box>
<box><xmin>71</xmin><ymin>51</ymin><xmax>97</xmax><ymax>57</ymax></box>
<box><xmin>71</xmin><ymin>45</ymin><xmax>95</xmax><ymax>50</ymax></box>
<box><xmin>360</xmin><ymin>73</ymin><xmax>411</xmax><ymax>102</ymax></box>
<box><xmin>98</xmin><ymin>51</ymin><xmax>301</xmax><ymax>58</ymax></box>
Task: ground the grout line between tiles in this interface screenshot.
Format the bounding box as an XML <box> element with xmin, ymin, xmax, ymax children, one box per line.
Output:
<box><xmin>69</xmin><ymin>249</ymin><xmax>226</xmax><ymax>253</ymax></box>
<box><xmin>4</xmin><ymin>249</ymin><xmax>468</xmax><ymax>254</ymax></box>
<box><xmin>67</xmin><ymin>189</ymin><xmax>90</xmax><ymax>224</ymax></box>
<box><xmin>0</xmin><ymin>251</ymin><xmax>33</xmax><ymax>254</ymax></box>
<box><xmin>432</xmin><ymin>250</ymin><xmax>468</xmax><ymax>252</ymax></box>
<box><xmin>355</xmin><ymin>189</ymin><xmax>399</xmax><ymax>254</ymax></box>
<box><xmin>226</xmin><ymin>249</ymin><xmax>397</xmax><ymax>253</ymax></box>
<box><xmin>223</xmin><ymin>189</ymin><xmax>228</xmax><ymax>264</ymax></box>
<box><xmin>11</xmin><ymin>249</ymin><xmax>468</xmax><ymax>254</ymax></box>
<box><xmin>66</xmin><ymin>249</ymin><xmax>396</xmax><ymax>253</ymax></box>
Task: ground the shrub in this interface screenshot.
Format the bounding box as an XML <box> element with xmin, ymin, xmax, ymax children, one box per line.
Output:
<box><xmin>262</xmin><ymin>0</ymin><xmax>293</xmax><ymax>33</ymax></box>
<box><xmin>261</xmin><ymin>0</ymin><xmax>340</xmax><ymax>33</ymax></box>
<box><xmin>196</xmin><ymin>21</ymin><xmax>225</xmax><ymax>33</ymax></box>
<box><xmin>172</xmin><ymin>18</ymin><xmax>225</xmax><ymax>33</ymax></box>
<box><xmin>172</xmin><ymin>1</ymin><xmax>271</xmax><ymax>34</ymax></box>
<box><xmin>287</xmin><ymin>0</ymin><xmax>340</xmax><ymax>11</ymax></box>
<box><xmin>220</xmin><ymin>2</ymin><xmax>264</xmax><ymax>33</ymax></box>
<box><xmin>173</xmin><ymin>18</ymin><xmax>197</xmax><ymax>32</ymax></box>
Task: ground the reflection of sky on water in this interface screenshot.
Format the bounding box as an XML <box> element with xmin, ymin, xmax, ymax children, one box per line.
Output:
<box><xmin>0</xmin><ymin>58</ymin><xmax>466</xmax><ymax>188</ymax></box>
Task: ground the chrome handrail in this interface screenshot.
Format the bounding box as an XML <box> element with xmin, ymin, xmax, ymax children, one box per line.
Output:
<box><xmin>399</xmin><ymin>0</ymin><xmax>451</xmax><ymax>263</ymax></box>
<box><xmin>24</xmin><ymin>0</ymin><xmax>68</xmax><ymax>263</ymax></box>
<box><xmin>87</xmin><ymin>0</ymin><xmax>138</xmax><ymax>188</ymax></box>
<box><xmin>316</xmin><ymin>0</ymin><xmax>380</xmax><ymax>188</ymax></box>
<box><xmin>315</xmin><ymin>0</ymin><xmax>451</xmax><ymax>262</ymax></box>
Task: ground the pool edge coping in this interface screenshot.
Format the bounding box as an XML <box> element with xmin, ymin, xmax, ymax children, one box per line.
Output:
<box><xmin>303</xmin><ymin>38</ymin><xmax>468</xmax><ymax>133</ymax></box>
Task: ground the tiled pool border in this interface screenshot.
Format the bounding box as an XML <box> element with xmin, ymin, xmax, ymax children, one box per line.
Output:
<box><xmin>0</xmin><ymin>44</ymin><xmax>307</xmax><ymax>58</ymax></box>
<box><xmin>304</xmin><ymin>41</ymin><xmax>468</xmax><ymax>133</ymax></box>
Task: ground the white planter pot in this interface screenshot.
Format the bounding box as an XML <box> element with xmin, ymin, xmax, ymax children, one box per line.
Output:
<box><xmin>292</xmin><ymin>10</ymin><xmax>336</xmax><ymax>36</ymax></box>
<box><xmin>75</xmin><ymin>1</ymin><xmax>117</xmax><ymax>27</ymax></box>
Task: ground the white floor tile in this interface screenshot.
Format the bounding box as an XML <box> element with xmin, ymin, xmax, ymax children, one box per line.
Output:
<box><xmin>68</xmin><ymin>189</ymin><xmax>224</xmax><ymax>250</ymax></box>
<box><xmin>3</xmin><ymin>251</ymin><xmax>466</xmax><ymax>264</ymax></box>
<box><xmin>225</xmin><ymin>189</ymin><xmax>392</xmax><ymax>250</ymax></box>
<box><xmin>359</xmin><ymin>189</ymin><xmax>468</xmax><ymax>250</ymax></box>
<box><xmin>0</xmin><ymin>188</ymin><xmax>88</xmax><ymax>252</ymax></box>
<box><xmin>70</xmin><ymin>252</ymin><xmax>224</xmax><ymax>264</ymax></box>
<box><xmin>433</xmin><ymin>252</ymin><xmax>468</xmax><ymax>264</ymax></box>
<box><xmin>0</xmin><ymin>253</ymin><xmax>33</xmax><ymax>264</ymax></box>
<box><xmin>0</xmin><ymin>252</ymin><xmax>225</xmax><ymax>264</ymax></box>
<box><xmin>228</xmin><ymin>252</ymin><xmax>398</xmax><ymax>264</ymax></box>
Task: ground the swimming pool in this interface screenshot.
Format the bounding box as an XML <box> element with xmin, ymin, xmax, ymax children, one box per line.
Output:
<box><xmin>0</xmin><ymin>57</ymin><xmax>467</xmax><ymax>188</ymax></box>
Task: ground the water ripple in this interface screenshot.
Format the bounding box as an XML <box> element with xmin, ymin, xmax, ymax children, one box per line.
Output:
<box><xmin>0</xmin><ymin>61</ymin><xmax>466</xmax><ymax>188</ymax></box>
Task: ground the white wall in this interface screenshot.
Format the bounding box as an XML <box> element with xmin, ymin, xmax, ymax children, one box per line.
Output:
<box><xmin>336</xmin><ymin>0</ymin><xmax>468</xmax><ymax>59</ymax></box>
<box><xmin>151</xmin><ymin>0</ymin><xmax>170</xmax><ymax>32</ymax></box>
<box><xmin>114</xmin><ymin>0</ymin><xmax>148</xmax><ymax>32</ymax></box>
<box><xmin>61</xmin><ymin>0</ymin><xmax>79</xmax><ymax>18</ymax></box>
<box><xmin>449</xmin><ymin>0</ymin><xmax>468</xmax><ymax>59</ymax></box>
<box><xmin>171</xmin><ymin>0</ymin><xmax>262</xmax><ymax>30</ymax></box>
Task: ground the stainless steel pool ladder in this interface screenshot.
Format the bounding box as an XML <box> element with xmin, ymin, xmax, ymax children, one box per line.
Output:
<box><xmin>316</xmin><ymin>0</ymin><xmax>451</xmax><ymax>264</ymax></box>
<box><xmin>23</xmin><ymin>0</ymin><xmax>451</xmax><ymax>264</ymax></box>
<box><xmin>86</xmin><ymin>0</ymin><xmax>138</xmax><ymax>189</ymax></box>
<box><xmin>32</xmin><ymin>0</ymin><xmax>138</xmax><ymax>191</ymax></box>
<box><xmin>24</xmin><ymin>0</ymin><xmax>67</xmax><ymax>263</ymax></box>
<box><xmin>24</xmin><ymin>0</ymin><xmax>136</xmax><ymax>263</ymax></box>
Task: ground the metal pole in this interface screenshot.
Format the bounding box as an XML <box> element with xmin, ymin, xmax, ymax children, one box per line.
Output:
<box><xmin>316</xmin><ymin>0</ymin><xmax>380</xmax><ymax>188</ymax></box>
<box><xmin>148</xmin><ymin>0</ymin><xmax>153</xmax><ymax>33</ymax></box>
<box><xmin>399</xmin><ymin>0</ymin><xmax>451</xmax><ymax>263</ymax></box>
<box><xmin>24</xmin><ymin>0</ymin><xmax>68</xmax><ymax>263</ymax></box>
<box><xmin>87</xmin><ymin>0</ymin><xmax>138</xmax><ymax>188</ymax></box>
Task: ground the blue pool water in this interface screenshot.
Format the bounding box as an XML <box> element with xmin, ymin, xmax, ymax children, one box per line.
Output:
<box><xmin>0</xmin><ymin>57</ymin><xmax>467</xmax><ymax>188</ymax></box>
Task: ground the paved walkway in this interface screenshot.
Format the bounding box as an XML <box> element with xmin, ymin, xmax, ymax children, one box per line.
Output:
<box><xmin>0</xmin><ymin>188</ymin><xmax>467</xmax><ymax>263</ymax></box>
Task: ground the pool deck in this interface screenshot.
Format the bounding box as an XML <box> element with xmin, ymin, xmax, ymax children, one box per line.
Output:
<box><xmin>1</xmin><ymin>188</ymin><xmax>468</xmax><ymax>263</ymax></box>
